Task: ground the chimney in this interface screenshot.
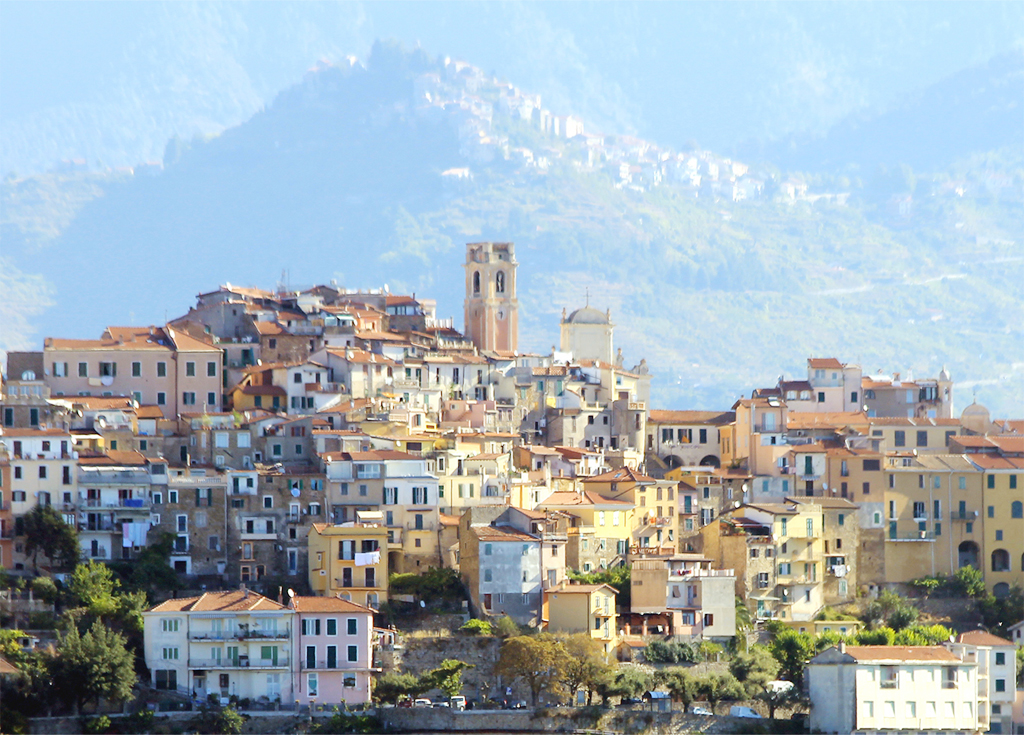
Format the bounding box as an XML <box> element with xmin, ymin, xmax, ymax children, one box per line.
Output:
<box><xmin>277</xmin><ymin>586</ymin><xmax>283</xmax><ymax>605</ymax></box>
<box><xmin>240</xmin><ymin>583</ymin><xmax>248</xmax><ymax>598</ymax></box>
<box><xmin>838</xmin><ymin>641</ymin><xmax>846</xmax><ymax>654</ymax></box>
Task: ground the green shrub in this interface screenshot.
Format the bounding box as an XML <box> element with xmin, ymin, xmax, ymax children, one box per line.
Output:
<box><xmin>82</xmin><ymin>715</ymin><xmax>111</xmax><ymax>734</ymax></box>
<box><xmin>460</xmin><ymin>618</ymin><xmax>492</xmax><ymax>635</ymax></box>
<box><xmin>494</xmin><ymin>615</ymin><xmax>521</xmax><ymax>637</ymax></box>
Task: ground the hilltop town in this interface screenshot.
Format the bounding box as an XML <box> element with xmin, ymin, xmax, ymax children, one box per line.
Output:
<box><xmin>0</xmin><ymin>241</ymin><xmax>1021</xmax><ymax>734</ymax></box>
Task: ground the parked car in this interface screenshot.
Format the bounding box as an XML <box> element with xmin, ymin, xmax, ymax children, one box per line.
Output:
<box><xmin>414</xmin><ymin>698</ymin><xmax>433</xmax><ymax>707</ymax></box>
<box><xmin>729</xmin><ymin>706</ymin><xmax>763</xmax><ymax>719</ymax></box>
<box><xmin>432</xmin><ymin>701</ymin><xmax>450</xmax><ymax>708</ymax></box>
<box><xmin>503</xmin><ymin>699</ymin><xmax>527</xmax><ymax>709</ymax></box>
<box><xmin>690</xmin><ymin>706</ymin><xmax>713</xmax><ymax>716</ymax></box>
<box><xmin>618</xmin><ymin>697</ymin><xmax>642</xmax><ymax>707</ymax></box>
<box><xmin>450</xmin><ymin>696</ymin><xmax>467</xmax><ymax>711</ymax></box>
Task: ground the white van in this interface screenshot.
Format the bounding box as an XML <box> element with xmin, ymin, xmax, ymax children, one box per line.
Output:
<box><xmin>730</xmin><ymin>706</ymin><xmax>763</xmax><ymax>719</ymax></box>
<box><xmin>450</xmin><ymin>696</ymin><xmax>466</xmax><ymax>711</ymax></box>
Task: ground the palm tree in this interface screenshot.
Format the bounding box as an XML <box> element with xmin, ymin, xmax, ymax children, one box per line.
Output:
<box><xmin>735</xmin><ymin>596</ymin><xmax>753</xmax><ymax>651</ymax></box>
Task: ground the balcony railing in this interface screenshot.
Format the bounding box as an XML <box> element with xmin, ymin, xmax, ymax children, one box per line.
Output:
<box><xmin>950</xmin><ymin>510</ymin><xmax>979</xmax><ymax>521</ymax></box>
<box><xmin>190</xmin><ymin>629</ymin><xmax>291</xmax><ymax>641</ymax></box>
<box><xmin>300</xmin><ymin>660</ymin><xmax>364</xmax><ymax>670</ymax></box>
<box><xmin>188</xmin><ymin>658</ymin><xmax>289</xmax><ymax>669</ymax></box>
<box><xmin>887</xmin><ymin>530</ymin><xmax>938</xmax><ymax>542</ymax></box>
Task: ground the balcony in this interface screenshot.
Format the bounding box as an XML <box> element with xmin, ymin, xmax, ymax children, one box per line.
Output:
<box><xmin>887</xmin><ymin>530</ymin><xmax>937</xmax><ymax>542</ymax></box>
<box><xmin>950</xmin><ymin>510</ymin><xmax>979</xmax><ymax>521</ymax></box>
<box><xmin>188</xmin><ymin>657</ymin><xmax>289</xmax><ymax>670</ymax></box>
<box><xmin>190</xmin><ymin>628</ymin><xmax>291</xmax><ymax>641</ymax></box>
<box><xmin>300</xmin><ymin>660</ymin><xmax>363</xmax><ymax>671</ymax></box>
<box><xmin>404</xmin><ymin>522</ymin><xmax>437</xmax><ymax>532</ymax></box>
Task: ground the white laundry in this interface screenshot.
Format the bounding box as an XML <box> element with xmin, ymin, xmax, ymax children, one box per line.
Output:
<box><xmin>354</xmin><ymin>551</ymin><xmax>380</xmax><ymax>567</ymax></box>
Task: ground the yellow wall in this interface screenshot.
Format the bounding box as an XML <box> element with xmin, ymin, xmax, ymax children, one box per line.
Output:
<box><xmin>308</xmin><ymin>524</ymin><xmax>389</xmax><ymax>607</ymax></box>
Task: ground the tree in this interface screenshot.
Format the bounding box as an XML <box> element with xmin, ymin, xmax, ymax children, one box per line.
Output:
<box><xmin>460</xmin><ymin>618</ymin><xmax>492</xmax><ymax>636</ymax></box>
<box><xmin>695</xmin><ymin>673</ymin><xmax>744</xmax><ymax>715</ymax></box>
<box><xmin>862</xmin><ymin>589</ymin><xmax>918</xmax><ymax>630</ymax></box>
<box><xmin>734</xmin><ymin>596</ymin><xmax>752</xmax><ymax>639</ymax></box>
<box><xmin>495</xmin><ymin>635</ymin><xmax>568</xmax><ymax>706</ymax></box>
<box><xmin>567</xmin><ymin>565</ymin><xmax>630</xmax><ymax>608</ymax></box>
<box><xmin>494</xmin><ymin>615</ymin><xmax>521</xmax><ymax>638</ymax></box>
<box><xmin>656</xmin><ymin>668</ymin><xmax>696</xmax><ymax>710</ymax></box>
<box><xmin>22</xmin><ymin>505</ymin><xmax>79</xmax><ymax>571</ymax></box>
<box><xmin>949</xmin><ymin>566</ymin><xmax>987</xmax><ymax>598</ymax></box>
<box><xmin>372</xmin><ymin>672</ymin><xmax>420</xmax><ymax>704</ymax></box>
<box><xmin>67</xmin><ymin>561</ymin><xmax>120</xmax><ymax>618</ymax></box>
<box><xmin>52</xmin><ymin>620</ymin><xmax>135</xmax><ymax>714</ymax></box>
<box><xmin>608</xmin><ymin>664</ymin><xmax>652</xmax><ymax>701</ymax></box>
<box><xmin>768</xmin><ymin>629</ymin><xmax>815</xmax><ymax>688</ymax></box>
<box><xmin>978</xmin><ymin>586</ymin><xmax>1024</xmax><ymax>636</ymax></box>
<box><xmin>755</xmin><ymin>683</ymin><xmax>804</xmax><ymax>719</ymax></box>
<box><xmin>1017</xmin><ymin>647</ymin><xmax>1024</xmax><ymax>689</ymax></box>
<box><xmin>729</xmin><ymin>644</ymin><xmax>780</xmax><ymax>698</ymax></box>
<box><xmin>189</xmin><ymin>703</ymin><xmax>245</xmax><ymax>734</ymax></box>
<box><xmin>558</xmin><ymin>634</ymin><xmax>609</xmax><ymax>705</ymax></box>
<box><xmin>422</xmin><ymin>659</ymin><xmax>471</xmax><ymax>698</ymax></box>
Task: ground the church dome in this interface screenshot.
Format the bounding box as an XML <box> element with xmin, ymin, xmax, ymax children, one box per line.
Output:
<box><xmin>565</xmin><ymin>306</ymin><xmax>610</xmax><ymax>325</ymax></box>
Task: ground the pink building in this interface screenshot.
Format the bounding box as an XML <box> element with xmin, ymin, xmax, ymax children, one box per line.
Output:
<box><xmin>291</xmin><ymin>596</ymin><xmax>377</xmax><ymax>705</ymax></box>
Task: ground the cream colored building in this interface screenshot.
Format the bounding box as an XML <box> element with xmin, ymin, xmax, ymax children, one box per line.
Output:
<box><xmin>807</xmin><ymin>644</ymin><xmax>980</xmax><ymax>734</ymax></box>
<box><xmin>629</xmin><ymin>554</ymin><xmax>736</xmax><ymax>639</ymax></box>
<box><xmin>950</xmin><ymin>630</ymin><xmax>1018</xmax><ymax>734</ymax></box>
<box><xmin>543</xmin><ymin>582</ymin><xmax>618</xmax><ymax>653</ymax></box>
<box><xmin>559</xmin><ymin>306</ymin><xmax>614</xmax><ymax>364</ymax></box>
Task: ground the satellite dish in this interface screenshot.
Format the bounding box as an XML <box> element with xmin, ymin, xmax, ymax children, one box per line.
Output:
<box><xmin>419</xmin><ymin>600</ymin><xmax>426</xmax><ymax>608</ymax></box>
<box><xmin>291</xmin><ymin>488</ymin><xmax>300</xmax><ymax>497</ymax></box>
<box><xmin>384</xmin><ymin>283</ymin><xmax>390</xmax><ymax>293</ymax></box>
<box><xmin>288</xmin><ymin>589</ymin><xmax>295</xmax><ymax>599</ymax></box>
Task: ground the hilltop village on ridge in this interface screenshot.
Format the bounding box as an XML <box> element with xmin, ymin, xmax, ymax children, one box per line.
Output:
<box><xmin>1</xmin><ymin>240</ymin><xmax>1022</xmax><ymax>734</ymax></box>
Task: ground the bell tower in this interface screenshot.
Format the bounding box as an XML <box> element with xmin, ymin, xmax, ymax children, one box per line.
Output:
<box><xmin>464</xmin><ymin>241</ymin><xmax>518</xmax><ymax>353</ymax></box>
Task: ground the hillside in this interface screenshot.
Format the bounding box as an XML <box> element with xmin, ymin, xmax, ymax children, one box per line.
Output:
<box><xmin>2</xmin><ymin>43</ymin><xmax>1022</xmax><ymax>416</ymax></box>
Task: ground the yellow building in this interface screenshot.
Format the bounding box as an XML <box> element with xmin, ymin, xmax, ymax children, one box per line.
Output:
<box><xmin>308</xmin><ymin>517</ymin><xmax>388</xmax><ymax>608</ymax></box>
<box><xmin>735</xmin><ymin>502</ymin><xmax>827</xmax><ymax>622</ymax></box>
<box><xmin>538</xmin><ymin>487</ymin><xmax>635</xmax><ymax>571</ymax></box>
<box><xmin>543</xmin><ymin>582</ymin><xmax>618</xmax><ymax>653</ymax></box>
<box><xmin>974</xmin><ymin>453</ymin><xmax>1024</xmax><ymax>596</ymax></box>
<box><xmin>881</xmin><ymin>453</ymin><xmax>985</xmax><ymax>584</ymax></box>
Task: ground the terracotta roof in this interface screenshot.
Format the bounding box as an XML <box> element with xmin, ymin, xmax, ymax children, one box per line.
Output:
<box><xmin>235</xmin><ymin>385</ymin><xmax>287</xmax><ymax>397</ymax></box>
<box><xmin>648</xmin><ymin>410</ymin><xmax>734</xmax><ymax>425</ymax></box>
<box><xmin>78</xmin><ymin>449</ymin><xmax>149</xmax><ymax>466</ymax></box>
<box><xmin>787</xmin><ymin>412</ymin><xmax>869</xmax><ymax>430</ymax></box>
<box><xmin>583</xmin><ymin>466</ymin><xmax>655</xmax><ymax>484</ymax></box>
<box><xmin>439</xmin><ymin>513</ymin><xmax>460</xmax><ymax>527</ymax></box>
<box><xmin>0</xmin><ymin>656</ymin><xmax>20</xmax><ymax>675</ymax></box>
<box><xmin>541</xmin><ymin>490</ymin><xmax>633</xmax><ymax>507</ymax></box>
<box><xmin>148</xmin><ymin>589</ymin><xmax>287</xmax><ymax>613</ymax></box>
<box><xmin>324</xmin><ymin>348</ymin><xmax>397</xmax><ymax>366</ymax></box>
<box><xmin>808</xmin><ymin>358</ymin><xmax>844</xmax><ymax>369</ymax></box>
<box><xmin>784</xmin><ymin>496</ymin><xmax>858</xmax><ymax>509</ymax></box>
<box><xmin>474</xmin><ymin>524</ymin><xmax>538</xmax><ymax>542</ymax></box>
<box><xmin>64</xmin><ymin>395</ymin><xmax>135</xmax><ymax>410</ymax></box>
<box><xmin>969</xmin><ymin>455</ymin><xmax>1024</xmax><ymax>470</ymax></box>
<box><xmin>743</xmin><ymin>503</ymin><xmax>799</xmax><ymax>516</ymax></box>
<box><xmin>548</xmin><ymin>583</ymin><xmax>617</xmax><ymax>595</ymax></box>
<box><xmin>842</xmin><ymin>646</ymin><xmax>961</xmax><ymax>663</ymax></box>
<box><xmin>136</xmin><ymin>405</ymin><xmax>164</xmax><ymax>419</ymax></box>
<box><xmin>956</xmin><ymin>630</ymin><xmax>1014</xmax><ymax>646</ymax></box>
<box><xmin>321</xmin><ymin>450</ymin><xmax>417</xmax><ymax>462</ymax></box>
<box><xmin>0</xmin><ymin>428</ymin><xmax>72</xmax><ymax>437</ymax></box>
<box><xmin>254</xmin><ymin>321</ymin><xmax>285</xmax><ymax>335</ymax></box>
<box><xmin>788</xmin><ymin>443</ymin><xmax>828</xmax><ymax>454</ymax></box>
<box><xmin>779</xmin><ymin>380</ymin><xmax>813</xmax><ymax>392</ymax></box>
<box><xmin>291</xmin><ymin>596</ymin><xmax>374</xmax><ymax>614</ymax></box>
<box><xmin>868</xmin><ymin>417</ymin><xmax>961</xmax><ymax>427</ymax></box>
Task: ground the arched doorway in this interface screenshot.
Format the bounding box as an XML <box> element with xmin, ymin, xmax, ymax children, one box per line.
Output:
<box><xmin>699</xmin><ymin>455</ymin><xmax>721</xmax><ymax>468</ymax></box>
<box><xmin>991</xmin><ymin>548</ymin><xmax>1010</xmax><ymax>572</ymax></box>
<box><xmin>993</xmin><ymin>582</ymin><xmax>1010</xmax><ymax>599</ymax></box>
<box><xmin>958</xmin><ymin>541</ymin><xmax>979</xmax><ymax>569</ymax></box>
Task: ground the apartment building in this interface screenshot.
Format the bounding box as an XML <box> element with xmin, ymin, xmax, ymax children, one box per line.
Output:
<box><xmin>974</xmin><ymin>453</ymin><xmax>1024</xmax><ymax>597</ymax></box>
<box><xmin>787</xmin><ymin>497</ymin><xmax>859</xmax><ymax>606</ymax></box>
<box><xmin>807</xmin><ymin>644</ymin><xmax>979</xmax><ymax>734</ymax></box>
<box><xmin>292</xmin><ymin>596</ymin><xmax>377</xmax><ymax>705</ymax></box>
<box><xmin>144</xmin><ymin>588</ymin><xmax>294</xmax><ymax>702</ymax></box>
<box><xmin>950</xmin><ymin>631</ymin><xmax>1018</xmax><ymax>734</ymax></box>
<box><xmin>2</xmin><ymin>352</ymin><xmax>67</xmax><ymax>430</ymax></box>
<box><xmin>629</xmin><ymin>553</ymin><xmax>736</xmax><ymax>639</ymax></box>
<box><xmin>644</xmin><ymin>409</ymin><xmax>732</xmax><ymax>475</ymax></box>
<box><xmin>44</xmin><ymin>326</ymin><xmax>223</xmax><ymax>420</ymax></box>
<box><xmin>868</xmin><ymin>417</ymin><xmax>962</xmax><ymax>453</ymax></box>
<box><xmin>76</xmin><ymin>450</ymin><xmax>158</xmax><ymax>562</ymax></box>
<box><xmin>307</xmin><ymin>519</ymin><xmax>387</xmax><ymax>608</ymax></box>
<box><xmin>881</xmin><ymin>453</ymin><xmax>986</xmax><ymax>585</ymax></box>
<box><xmin>543</xmin><ymin>582</ymin><xmax>618</xmax><ymax>653</ymax></box>
<box><xmin>537</xmin><ymin>487</ymin><xmax>634</xmax><ymax>571</ymax></box>
<box><xmin>459</xmin><ymin>506</ymin><xmax>567</xmax><ymax>625</ymax></box>
<box><xmin>321</xmin><ymin>450</ymin><xmax>440</xmax><ymax>573</ymax></box>
<box><xmin>150</xmin><ymin>469</ymin><xmax>229</xmax><ymax>577</ymax></box>
<box><xmin>862</xmin><ymin>368</ymin><xmax>954</xmax><ymax>420</ymax></box>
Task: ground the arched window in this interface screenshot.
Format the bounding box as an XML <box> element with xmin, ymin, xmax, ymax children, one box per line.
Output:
<box><xmin>472</xmin><ymin>271</ymin><xmax>480</xmax><ymax>295</ymax></box>
<box><xmin>993</xmin><ymin>582</ymin><xmax>1010</xmax><ymax>599</ymax></box>
<box><xmin>495</xmin><ymin>271</ymin><xmax>506</xmax><ymax>294</ymax></box>
<box><xmin>1012</xmin><ymin>500</ymin><xmax>1023</xmax><ymax>519</ymax></box>
<box><xmin>991</xmin><ymin>548</ymin><xmax>1010</xmax><ymax>572</ymax></box>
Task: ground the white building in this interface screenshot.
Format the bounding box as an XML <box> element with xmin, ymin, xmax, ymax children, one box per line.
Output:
<box><xmin>949</xmin><ymin>630</ymin><xmax>1018</xmax><ymax>734</ymax></box>
<box><xmin>807</xmin><ymin>644</ymin><xmax>979</xmax><ymax>734</ymax></box>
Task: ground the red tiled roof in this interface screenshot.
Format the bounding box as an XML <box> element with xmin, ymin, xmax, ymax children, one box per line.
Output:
<box><xmin>808</xmin><ymin>358</ymin><xmax>844</xmax><ymax>369</ymax></box>
<box><xmin>956</xmin><ymin>631</ymin><xmax>1014</xmax><ymax>646</ymax></box>
<box><xmin>148</xmin><ymin>589</ymin><xmax>287</xmax><ymax>613</ymax></box>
